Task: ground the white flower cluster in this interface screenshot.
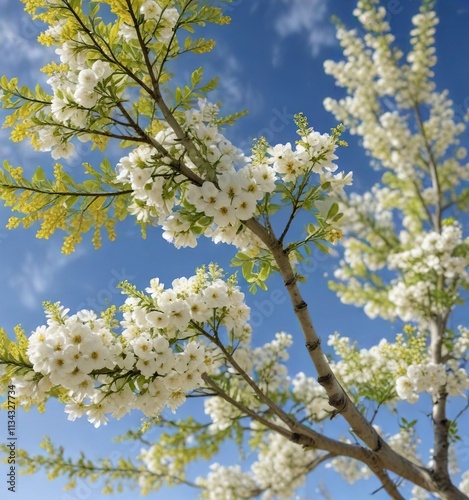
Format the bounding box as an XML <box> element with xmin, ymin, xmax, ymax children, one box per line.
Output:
<box><xmin>252</xmin><ymin>332</ymin><xmax>292</xmax><ymax>393</ymax></box>
<box><xmin>115</xmin><ymin>99</ymin><xmax>272</xmax><ymax>250</ymax></box>
<box><xmin>25</xmin><ymin>308</ymin><xmax>119</xmax><ymax>393</ymax></box>
<box><xmin>120</xmin><ymin>1</ymin><xmax>179</xmax><ymax>42</ymax></box>
<box><xmin>328</xmin><ymin>328</ymin><xmax>469</xmax><ymax>406</ymax></box>
<box><xmin>391</xmin><ymin>224</ymin><xmax>468</xmax><ymax>277</ymax></box>
<box><xmin>267</xmin><ymin>132</ymin><xmax>341</xmax><ymax>184</ymax></box>
<box><xmin>388</xmin><ymin>223</ymin><xmax>469</xmax><ymax>322</ymax></box>
<box><xmin>138</xmin><ymin>445</ymin><xmax>182</xmax><ymax>493</ymax></box>
<box><xmin>452</xmin><ymin>326</ymin><xmax>469</xmax><ymax>360</ymax></box>
<box><xmin>406</xmin><ymin>7</ymin><xmax>438</xmax><ymax>101</ymax></box>
<box><xmin>425</xmin><ymin>90</ymin><xmax>466</xmax><ymax>162</ymax></box>
<box><xmin>250</xmin><ymin>428</ymin><xmax>318</xmax><ymax>500</ymax></box>
<box><xmin>327</xmin><ymin>334</ymin><xmax>412</xmax><ymax>402</ymax></box>
<box><xmin>332</xmin><ymin>186</ymin><xmax>402</xmax><ymax>321</ymax></box>
<box><xmin>39</xmin><ymin>51</ymin><xmax>116</xmax><ymax>159</ymax></box>
<box><xmin>13</xmin><ymin>267</ymin><xmax>253</xmax><ymax>426</ymax></box>
<box><xmin>291</xmin><ymin>371</ymin><xmax>333</xmax><ymax>421</ymax></box>
<box><xmin>411</xmin><ymin>485</ymin><xmax>429</xmax><ymax>500</ymax></box>
<box><xmin>326</xmin><ymin>2</ymin><xmax>469</xmax><ymax>325</ymax></box>
<box><xmin>352</xmin><ymin>2</ymin><xmax>390</xmax><ymax>34</ymax></box>
<box><xmin>195</xmin><ymin>429</ymin><xmax>318</xmax><ymax>500</ymax></box>
<box><xmin>324</xmin><ymin>1</ymin><xmax>446</xmax><ymax>133</ymax></box>
<box><xmin>116</xmin><ymin>98</ymin><xmax>352</xmax><ymax>250</ymax></box>
<box><xmin>388</xmin><ymin>428</ymin><xmax>422</xmax><ymax>466</ymax></box>
<box><xmin>340</xmin><ymin>187</ymin><xmax>396</xmax><ymax>243</ymax></box>
<box><xmin>396</xmin><ymin>361</ymin><xmax>469</xmax><ymax>403</ymax></box>
<box><xmin>334</xmin><ymin>205</ymin><xmax>469</xmax><ymax>323</ymax></box>
<box><xmin>323</xmin><ymin>1</ymin><xmax>469</xmax><ymax>321</ymax></box>
<box><xmin>328</xmin><ymin>327</ymin><xmax>469</xmax><ymax>403</ymax></box>
<box><xmin>196</xmin><ymin>463</ymin><xmax>258</xmax><ymax>500</ymax></box>
<box><xmin>203</xmin><ymin>392</ymin><xmax>244</xmax><ymax>432</ymax></box>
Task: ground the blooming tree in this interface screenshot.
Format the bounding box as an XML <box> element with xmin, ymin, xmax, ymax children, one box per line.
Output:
<box><xmin>0</xmin><ymin>0</ymin><xmax>468</xmax><ymax>498</ymax></box>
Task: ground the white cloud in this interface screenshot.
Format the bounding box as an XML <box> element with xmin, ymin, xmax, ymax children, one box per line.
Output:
<box><xmin>0</xmin><ymin>14</ymin><xmax>54</xmax><ymax>85</ymax></box>
<box><xmin>273</xmin><ymin>0</ymin><xmax>336</xmax><ymax>59</ymax></box>
<box><xmin>0</xmin><ymin>20</ymin><xmax>44</xmax><ymax>63</ymax></box>
<box><xmin>9</xmin><ymin>245</ymin><xmax>84</xmax><ymax>310</ymax></box>
<box><xmin>208</xmin><ymin>43</ymin><xmax>264</xmax><ymax>114</ymax></box>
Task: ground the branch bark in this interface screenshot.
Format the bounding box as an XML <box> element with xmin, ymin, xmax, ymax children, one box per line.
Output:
<box><xmin>429</xmin><ymin>316</ymin><xmax>455</xmax><ymax>494</ymax></box>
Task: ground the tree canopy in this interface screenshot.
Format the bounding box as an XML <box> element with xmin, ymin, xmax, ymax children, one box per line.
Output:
<box><xmin>0</xmin><ymin>0</ymin><xmax>468</xmax><ymax>499</ymax></box>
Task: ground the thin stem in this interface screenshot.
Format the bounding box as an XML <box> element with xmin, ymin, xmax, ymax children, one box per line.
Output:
<box><xmin>370</xmin><ymin>467</ymin><xmax>405</xmax><ymax>500</ymax></box>
<box><xmin>114</xmin><ymin>101</ymin><xmax>204</xmax><ymax>186</ymax></box>
<box><xmin>124</xmin><ymin>0</ymin><xmax>210</xmax><ymax>178</ymax></box>
<box><xmin>41</xmin><ymin>118</ymin><xmax>148</xmax><ymax>144</ymax></box>
<box><xmin>125</xmin><ymin>0</ymin><xmax>161</xmax><ymax>94</ymax></box>
<box><xmin>201</xmin><ymin>374</ymin><xmax>293</xmax><ymax>441</ymax></box>
<box><xmin>197</xmin><ymin>325</ymin><xmax>297</xmax><ymax>430</ymax></box>
<box><xmin>22</xmin><ymin>453</ymin><xmax>201</xmax><ymax>489</ymax></box>
<box><xmin>278</xmin><ymin>180</ymin><xmax>307</xmax><ymax>243</ymax></box>
<box><xmin>413</xmin><ymin>102</ymin><xmax>442</xmax><ymax>232</ymax></box>
<box><xmin>411</xmin><ymin>178</ymin><xmax>434</xmax><ymax>224</ymax></box>
<box><xmin>64</xmin><ymin>2</ymin><xmax>156</xmax><ymax>99</ymax></box>
<box><xmin>0</xmin><ymin>183</ymin><xmax>133</xmax><ymax>198</ymax></box>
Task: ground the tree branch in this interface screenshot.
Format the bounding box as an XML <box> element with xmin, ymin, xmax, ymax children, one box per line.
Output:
<box><xmin>241</xmin><ymin>218</ymin><xmax>447</xmax><ymax>496</ymax></box>
<box><xmin>412</xmin><ymin>102</ymin><xmax>442</xmax><ymax>232</ymax></box>
<box><xmin>429</xmin><ymin>316</ymin><xmax>455</xmax><ymax>494</ymax></box>
<box><xmin>0</xmin><ymin>183</ymin><xmax>133</xmax><ymax>198</ymax></box>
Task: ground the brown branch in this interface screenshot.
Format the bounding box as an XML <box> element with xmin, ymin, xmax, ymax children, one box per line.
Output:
<box><xmin>428</xmin><ymin>317</ymin><xmax>455</xmax><ymax>495</ymax></box>
<box><xmin>203</xmin><ymin>374</ymin><xmax>416</xmax><ymax>500</ymax></box>
<box><xmin>201</xmin><ymin>373</ymin><xmax>294</xmax><ymax>441</ymax></box>
<box><xmin>124</xmin><ymin>0</ymin><xmax>212</xmax><ymax>179</ymax></box>
<box><xmin>0</xmin><ymin>183</ymin><xmax>133</xmax><ymax>198</ymax></box>
<box><xmin>202</xmin><ymin>374</ymin><xmax>378</xmax><ymax>464</ymax></box>
<box><xmin>194</xmin><ymin>324</ymin><xmax>298</xmax><ymax>431</ymax></box>
<box><xmin>113</xmin><ymin>101</ymin><xmax>204</xmax><ymax>186</ymax></box>
<box><xmin>198</xmin><ymin>322</ymin><xmax>442</xmax><ymax>498</ymax></box>
<box><xmin>368</xmin><ymin>461</ymin><xmax>406</xmax><ymax>500</ymax></box>
<box><xmin>241</xmin><ymin>218</ymin><xmax>447</xmax><ymax>495</ymax></box>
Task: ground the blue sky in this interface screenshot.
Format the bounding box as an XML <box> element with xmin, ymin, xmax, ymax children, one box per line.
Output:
<box><xmin>0</xmin><ymin>0</ymin><xmax>469</xmax><ymax>499</ymax></box>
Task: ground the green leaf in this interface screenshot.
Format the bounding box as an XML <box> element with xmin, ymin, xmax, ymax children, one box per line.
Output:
<box><xmin>241</xmin><ymin>261</ymin><xmax>253</xmax><ymax>281</ymax></box>
<box><xmin>314</xmin><ymin>241</ymin><xmax>330</xmax><ymax>254</ymax></box>
<box><xmin>32</xmin><ymin>166</ymin><xmax>46</xmax><ymax>183</ymax></box>
<box><xmin>258</xmin><ymin>263</ymin><xmax>271</xmax><ymax>281</ymax></box>
<box><xmin>175</xmin><ymin>87</ymin><xmax>182</xmax><ymax>104</ymax></box>
<box><xmin>191</xmin><ymin>67</ymin><xmax>204</xmax><ymax>87</ymax></box>
<box><xmin>326</xmin><ymin>202</ymin><xmax>339</xmax><ymax>220</ymax></box>
<box><xmin>198</xmin><ymin>76</ymin><xmax>219</xmax><ymax>93</ymax></box>
<box><xmin>235</xmin><ymin>252</ymin><xmax>251</xmax><ymax>261</ymax></box>
<box><xmin>82</xmin><ymin>179</ymin><xmax>101</xmax><ymax>191</ymax></box>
